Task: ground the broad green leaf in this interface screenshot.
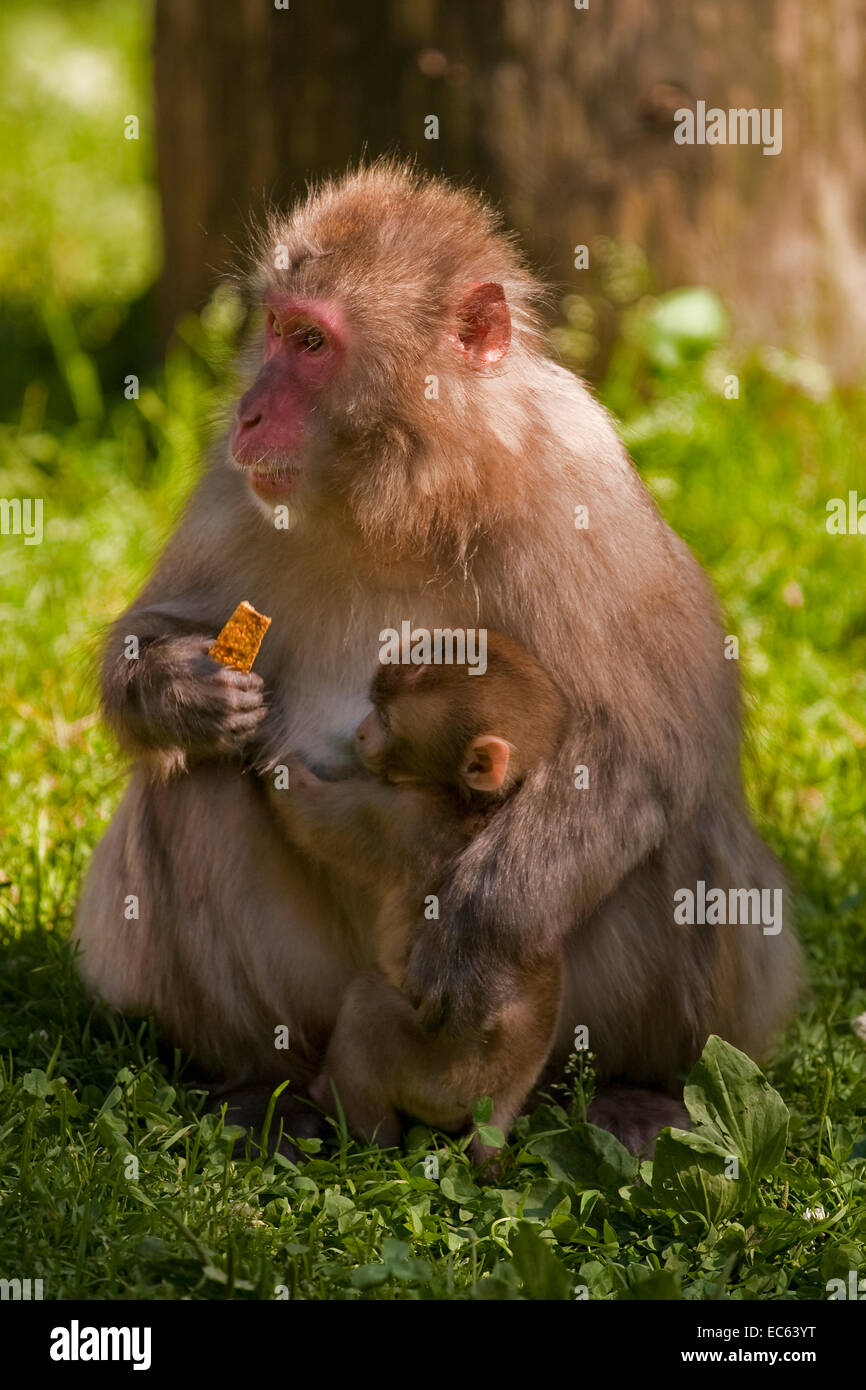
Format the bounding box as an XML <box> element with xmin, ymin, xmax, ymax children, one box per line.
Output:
<box><xmin>439</xmin><ymin>1166</ymin><xmax>481</xmax><ymax>1204</ymax></box>
<box><xmin>684</xmin><ymin>1035</ymin><xmax>789</xmax><ymax>1182</ymax></box>
<box><xmin>627</xmin><ymin>1266</ymin><xmax>683</xmax><ymax>1300</ymax></box>
<box><xmin>475</xmin><ymin>1124</ymin><xmax>506</xmax><ymax>1149</ymax></box>
<box><xmin>522</xmin><ymin>1179</ymin><xmax>572</xmax><ymax>1222</ymax></box>
<box><xmin>510</xmin><ymin>1222</ymin><xmax>572</xmax><ymax>1300</ymax></box>
<box><xmin>528</xmin><ymin>1121</ymin><xmax>637</xmax><ymax>1193</ymax></box>
<box><xmin>652</xmin><ymin>1128</ymin><xmax>748</xmax><ymax>1222</ymax></box>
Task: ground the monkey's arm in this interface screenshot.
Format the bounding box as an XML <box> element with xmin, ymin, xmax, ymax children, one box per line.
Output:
<box><xmin>265</xmin><ymin>761</ymin><xmax>451</xmax><ymax>887</ymax></box>
<box><xmin>98</xmin><ymin>479</ymin><xmax>268</xmax><ymax>769</ymax></box>
<box><xmin>403</xmin><ymin>720</ymin><xmax>672</xmax><ymax>1031</ymax></box>
<box><xmin>102</xmin><ymin>611</ymin><xmax>266</xmax><ymax>770</ymax></box>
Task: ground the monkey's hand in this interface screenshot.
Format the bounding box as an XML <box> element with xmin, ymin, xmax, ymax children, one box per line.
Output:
<box><xmin>264</xmin><ymin>756</ymin><xmax>325</xmax><ymax>845</ymax></box>
<box><xmin>266</xmin><ymin>765</ymin><xmax>437</xmax><ymax>894</ymax></box>
<box><xmin>265</xmin><ymin>756</ymin><xmax>321</xmax><ymax>804</ymax></box>
<box><xmin>403</xmin><ymin>922</ymin><xmax>503</xmax><ymax>1034</ymax></box>
<box><xmin>401</xmin><ymin>830</ymin><xmax>519</xmax><ymax>1033</ymax></box>
<box><xmin>116</xmin><ymin>634</ymin><xmax>267</xmax><ymax>761</ymax></box>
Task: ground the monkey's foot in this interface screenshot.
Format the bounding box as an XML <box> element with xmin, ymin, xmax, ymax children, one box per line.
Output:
<box><xmin>586</xmin><ymin>1084</ymin><xmax>688</xmax><ymax>1157</ymax></box>
<box><xmin>209</xmin><ymin>1081</ymin><xmax>324</xmax><ymax>1162</ymax></box>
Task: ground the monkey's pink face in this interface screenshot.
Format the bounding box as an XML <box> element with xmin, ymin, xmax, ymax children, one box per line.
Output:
<box><xmin>231</xmin><ymin>295</ymin><xmax>347</xmax><ymax>501</ymax></box>
<box><xmin>231</xmin><ymin>278</ymin><xmax>511</xmax><ymax>508</ymax></box>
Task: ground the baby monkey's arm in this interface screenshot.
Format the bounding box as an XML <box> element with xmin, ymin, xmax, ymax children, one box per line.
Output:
<box><xmin>264</xmin><ymin>758</ymin><xmax>453</xmax><ymax>888</ymax></box>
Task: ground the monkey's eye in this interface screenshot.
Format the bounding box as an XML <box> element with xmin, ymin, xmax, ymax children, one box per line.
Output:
<box><xmin>300</xmin><ymin>325</ymin><xmax>326</xmax><ymax>353</ymax></box>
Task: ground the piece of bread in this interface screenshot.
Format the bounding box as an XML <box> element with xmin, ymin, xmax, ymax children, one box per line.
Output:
<box><xmin>210</xmin><ymin>600</ymin><xmax>271</xmax><ymax>673</ymax></box>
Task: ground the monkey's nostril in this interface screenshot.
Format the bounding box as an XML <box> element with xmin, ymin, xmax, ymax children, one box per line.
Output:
<box><xmin>241</xmin><ymin>412</ymin><xmax>262</xmax><ymax>431</ymax></box>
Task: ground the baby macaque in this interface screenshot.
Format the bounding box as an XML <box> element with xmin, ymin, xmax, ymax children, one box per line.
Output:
<box><xmin>266</xmin><ymin>631</ymin><xmax>567</xmax><ymax>1165</ymax></box>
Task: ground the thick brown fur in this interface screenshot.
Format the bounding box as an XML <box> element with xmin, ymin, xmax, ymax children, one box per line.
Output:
<box><xmin>74</xmin><ymin>160</ymin><xmax>802</xmax><ymax>1156</ymax></box>
<box><xmin>266</xmin><ymin>633</ymin><xmax>567</xmax><ymax>1163</ymax></box>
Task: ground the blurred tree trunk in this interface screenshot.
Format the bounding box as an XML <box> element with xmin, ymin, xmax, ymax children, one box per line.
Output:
<box><xmin>155</xmin><ymin>0</ymin><xmax>866</xmax><ymax>379</ymax></box>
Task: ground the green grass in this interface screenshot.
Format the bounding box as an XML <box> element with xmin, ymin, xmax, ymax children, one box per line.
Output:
<box><xmin>1</xmin><ymin>0</ymin><xmax>865</xmax><ymax>1302</ymax></box>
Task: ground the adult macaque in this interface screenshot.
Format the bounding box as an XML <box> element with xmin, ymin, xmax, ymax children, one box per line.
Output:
<box><xmin>267</xmin><ymin>633</ymin><xmax>566</xmax><ymax>1163</ymax></box>
<box><xmin>75</xmin><ymin>161</ymin><xmax>800</xmax><ymax>1153</ymax></box>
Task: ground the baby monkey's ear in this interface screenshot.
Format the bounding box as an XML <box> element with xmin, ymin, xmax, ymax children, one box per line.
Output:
<box><xmin>460</xmin><ymin>735</ymin><xmax>511</xmax><ymax>792</ymax></box>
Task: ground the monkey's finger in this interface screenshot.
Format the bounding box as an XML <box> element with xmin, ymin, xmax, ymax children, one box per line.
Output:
<box><xmin>404</xmin><ymin>944</ymin><xmax>488</xmax><ymax>1034</ymax></box>
<box><xmin>223</xmin><ymin>709</ymin><xmax>268</xmax><ymax>735</ymax></box>
<box><xmin>184</xmin><ymin>635</ymin><xmax>226</xmax><ymax>664</ymax></box>
<box><xmin>186</xmin><ymin>645</ymin><xmax>263</xmax><ymax>684</ymax></box>
<box><xmin>215</xmin><ymin>686</ymin><xmax>267</xmax><ymax>712</ymax></box>
<box><xmin>183</xmin><ymin>635</ymin><xmax>217</xmax><ymax>653</ymax></box>
<box><xmin>206</xmin><ymin>664</ymin><xmax>265</xmax><ymax>691</ymax></box>
<box><xmin>402</xmin><ymin>969</ymin><xmax>446</xmax><ymax>1031</ymax></box>
<box><xmin>210</xmin><ymin>721</ymin><xmax>268</xmax><ymax>757</ymax></box>
<box><xmin>411</xmin><ymin>998</ymin><xmax>447</xmax><ymax>1034</ymax></box>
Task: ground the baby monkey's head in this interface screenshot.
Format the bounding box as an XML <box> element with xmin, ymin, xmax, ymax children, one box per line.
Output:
<box><xmin>355</xmin><ymin>631</ymin><xmax>567</xmax><ymax>800</ymax></box>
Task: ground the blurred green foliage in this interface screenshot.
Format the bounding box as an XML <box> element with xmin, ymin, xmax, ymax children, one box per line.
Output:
<box><xmin>0</xmin><ymin>0</ymin><xmax>159</xmax><ymax>422</ymax></box>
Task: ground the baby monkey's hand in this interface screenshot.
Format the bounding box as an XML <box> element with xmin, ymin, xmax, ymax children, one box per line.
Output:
<box><xmin>265</xmin><ymin>754</ymin><xmax>321</xmax><ymax>802</ymax></box>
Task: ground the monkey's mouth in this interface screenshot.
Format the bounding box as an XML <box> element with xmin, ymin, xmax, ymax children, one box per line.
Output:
<box><xmin>246</xmin><ymin>465</ymin><xmax>300</xmax><ymax>500</ymax></box>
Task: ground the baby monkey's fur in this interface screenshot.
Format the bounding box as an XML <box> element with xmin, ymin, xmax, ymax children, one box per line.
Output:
<box><xmin>267</xmin><ymin>632</ymin><xmax>567</xmax><ymax>1164</ymax></box>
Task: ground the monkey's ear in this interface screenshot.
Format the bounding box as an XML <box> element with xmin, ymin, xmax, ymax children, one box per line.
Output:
<box><xmin>460</xmin><ymin>734</ymin><xmax>511</xmax><ymax>792</ymax></box>
<box><xmin>452</xmin><ymin>282</ymin><xmax>511</xmax><ymax>368</ymax></box>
